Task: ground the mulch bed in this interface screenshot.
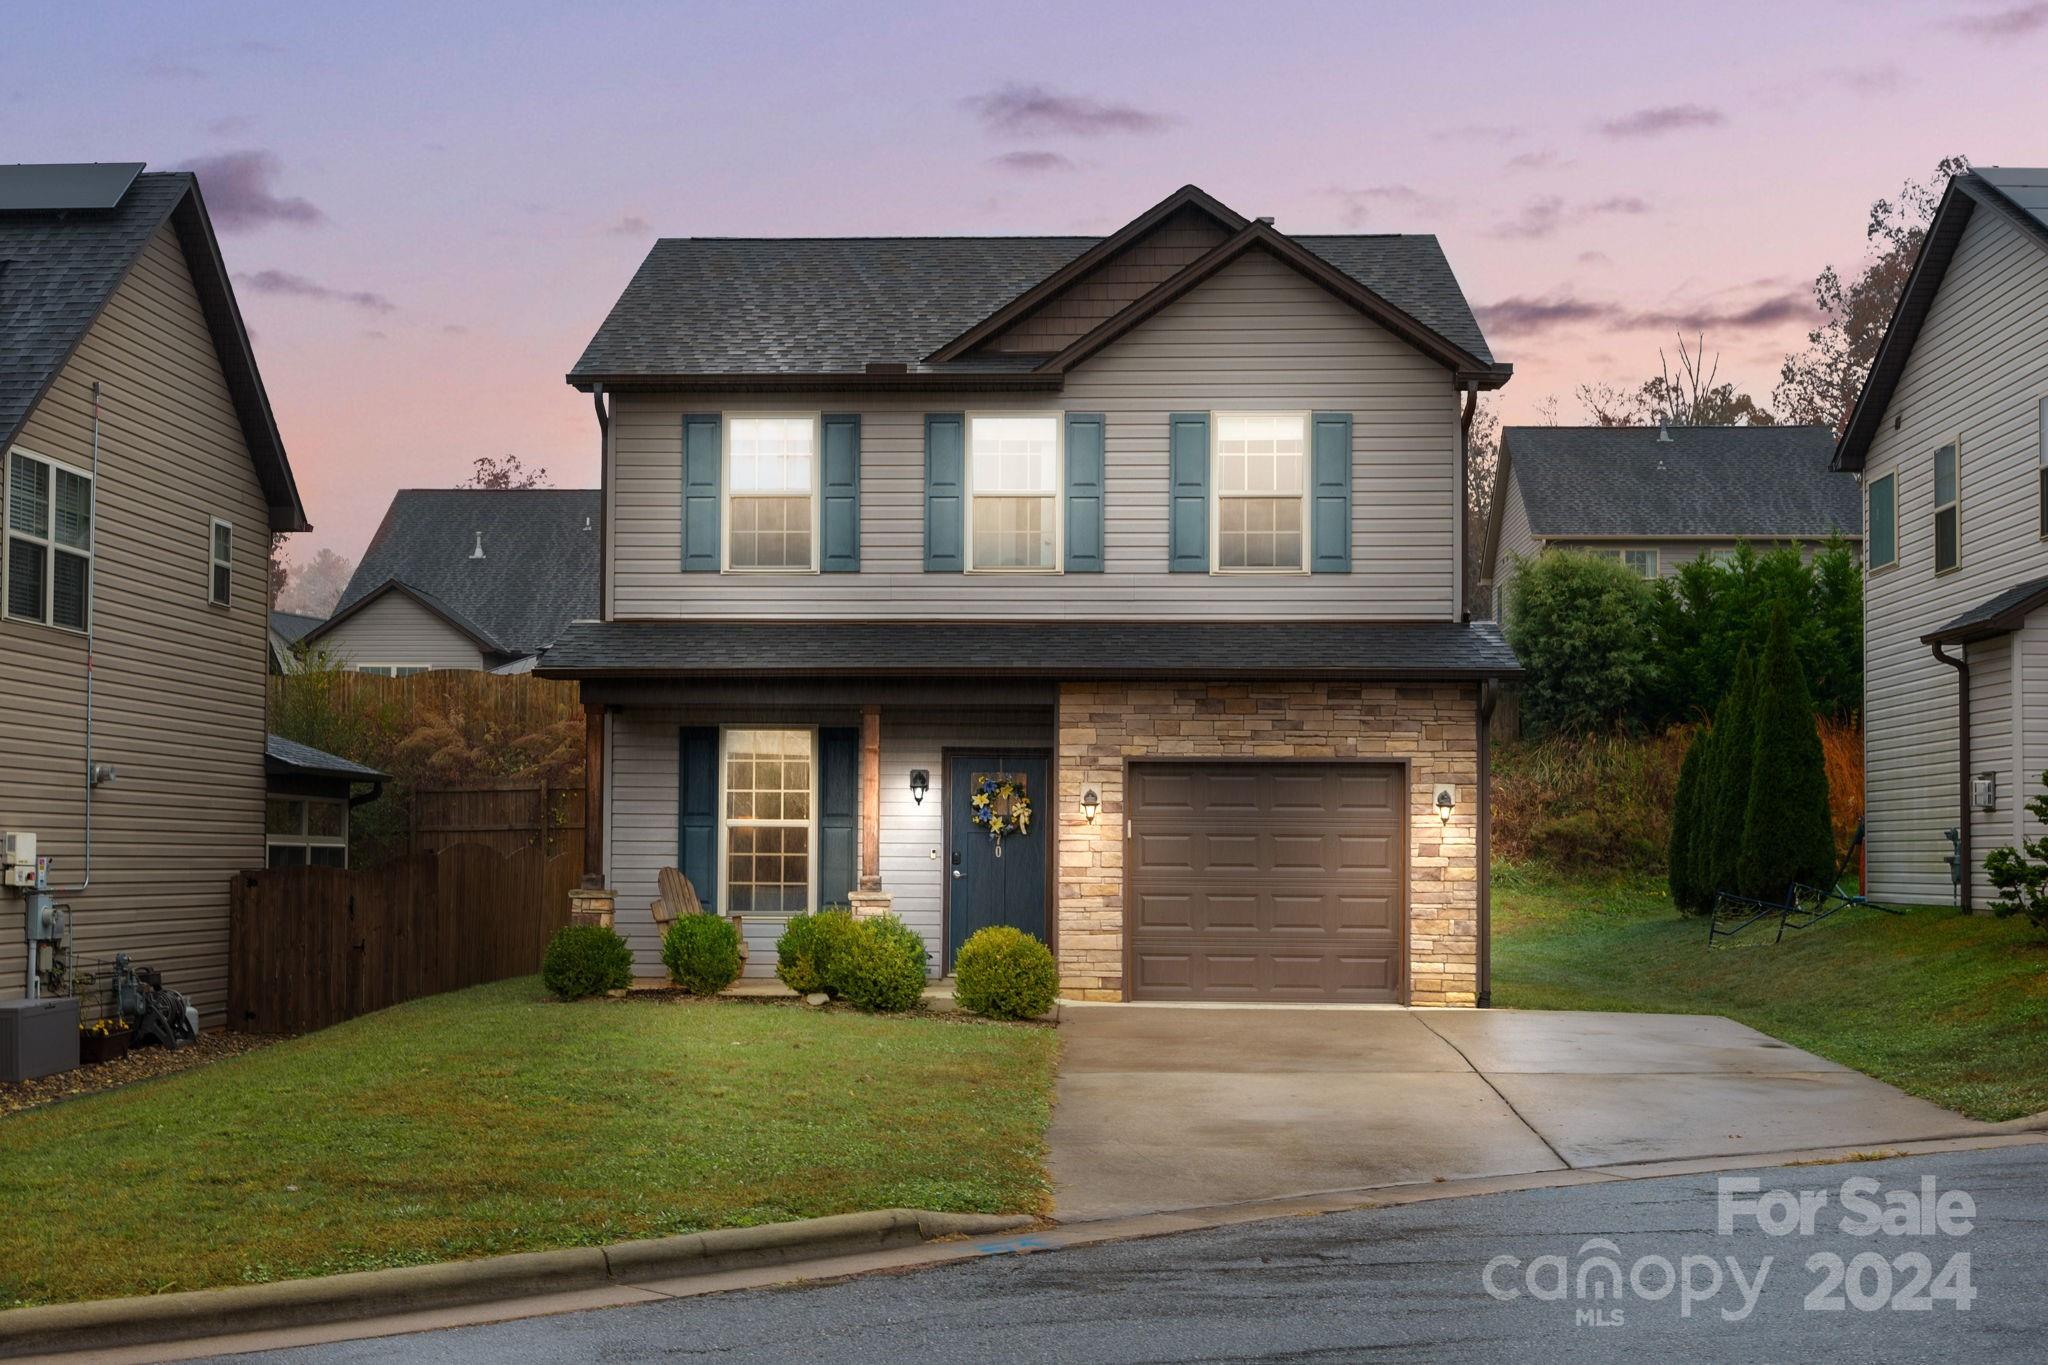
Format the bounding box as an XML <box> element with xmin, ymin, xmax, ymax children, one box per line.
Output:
<box><xmin>0</xmin><ymin>1032</ymin><xmax>280</xmax><ymax>1119</ymax></box>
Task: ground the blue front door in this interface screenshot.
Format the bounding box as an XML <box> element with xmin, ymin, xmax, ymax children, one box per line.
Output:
<box><xmin>947</xmin><ymin>752</ymin><xmax>1050</xmax><ymax>967</ymax></box>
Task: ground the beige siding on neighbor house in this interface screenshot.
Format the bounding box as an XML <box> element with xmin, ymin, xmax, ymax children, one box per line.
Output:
<box><xmin>1486</xmin><ymin>473</ymin><xmax>1538</xmax><ymax>620</ymax></box>
<box><xmin>315</xmin><ymin>592</ymin><xmax>487</xmax><ymax>670</ymax></box>
<box><xmin>1860</xmin><ymin>203</ymin><xmax>2048</xmax><ymax>906</ymax></box>
<box><xmin>0</xmin><ymin>223</ymin><xmax>271</xmax><ymax>1021</ymax></box>
<box><xmin>607</xmin><ymin>249</ymin><xmax>1462</xmax><ymax>622</ymax></box>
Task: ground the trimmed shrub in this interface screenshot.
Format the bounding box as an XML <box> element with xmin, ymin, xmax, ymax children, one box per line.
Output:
<box><xmin>540</xmin><ymin>923</ymin><xmax>633</xmax><ymax>1001</ymax></box>
<box><xmin>1667</xmin><ymin>734</ymin><xmax>1708</xmax><ymax>912</ymax></box>
<box><xmin>1736</xmin><ymin>605</ymin><xmax>1836</xmax><ymax>900</ymax></box>
<box><xmin>825</xmin><ymin>914</ymin><xmax>929</xmax><ymax>1012</ymax></box>
<box><xmin>953</xmin><ymin>926</ymin><xmax>1058</xmax><ymax>1020</ymax></box>
<box><xmin>661</xmin><ymin>914</ymin><xmax>743</xmax><ymax>995</ymax></box>
<box><xmin>774</xmin><ymin>907</ymin><xmax>856</xmax><ymax>995</ymax></box>
<box><xmin>1986</xmin><ymin>770</ymin><xmax>2048</xmax><ymax>934</ymax></box>
<box><xmin>1503</xmin><ymin>551</ymin><xmax>1657</xmax><ymax>737</ymax></box>
<box><xmin>1702</xmin><ymin>647</ymin><xmax>1760</xmax><ymax>900</ymax></box>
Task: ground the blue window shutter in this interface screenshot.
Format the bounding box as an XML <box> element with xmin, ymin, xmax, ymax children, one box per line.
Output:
<box><xmin>924</xmin><ymin>413</ymin><xmax>965</xmax><ymax>572</ymax></box>
<box><xmin>681</xmin><ymin>414</ymin><xmax>721</xmax><ymax>572</ymax></box>
<box><xmin>678</xmin><ymin>727</ymin><xmax>719</xmax><ymax>911</ymax></box>
<box><xmin>1168</xmin><ymin>412</ymin><xmax>1210</xmax><ymax>573</ymax></box>
<box><xmin>1064</xmin><ymin>413</ymin><xmax>1105</xmax><ymax>573</ymax></box>
<box><xmin>818</xmin><ymin>727</ymin><xmax>858</xmax><ymax>907</ymax></box>
<box><xmin>1310</xmin><ymin>411</ymin><xmax>1353</xmax><ymax>573</ymax></box>
<box><xmin>820</xmin><ymin>414</ymin><xmax>861</xmax><ymax>572</ymax></box>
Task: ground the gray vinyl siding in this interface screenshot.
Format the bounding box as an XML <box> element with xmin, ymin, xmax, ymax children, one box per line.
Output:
<box><xmin>608</xmin><ymin>249</ymin><xmax>1461</xmax><ymax>622</ymax></box>
<box><xmin>314</xmin><ymin>593</ymin><xmax>487</xmax><ymax>670</ymax></box>
<box><xmin>605</xmin><ymin>708</ymin><xmax>1048</xmax><ymax>979</ymax></box>
<box><xmin>1543</xmin><ymin>537</ymin><xmax>1843</xmax><ymax>578</ymax></box>
<box><xmin>1859</xmin><ymin>203</ymin><xmax>2048</xmax><ymax>905</ymax></box>
<box><xmin>0</xmin><ymin>222</ymin><xmax>272</xmax><ymax>1022</ymax></box>
<box><xmin>1967</xmin><ymin>634</ymin><xmax>2013</xmax><ymax>908</ymax></box>
<box><xmin>2024</xmin><ymin>623</ymin><xmax>2048</xmax><ymax>844</ymax></box>
<box><xmin>1487</xmin><ymin>473</ymin><xmax>1538</xmax><ymax>620</ymax></box>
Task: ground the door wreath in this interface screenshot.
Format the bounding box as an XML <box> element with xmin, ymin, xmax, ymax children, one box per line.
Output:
<box><xmin>970</xmin><ymin>773</ymin><xmax>1032</xmax><ymax>858</ymax></box>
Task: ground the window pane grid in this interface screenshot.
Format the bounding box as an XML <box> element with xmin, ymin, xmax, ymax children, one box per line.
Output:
<box><xmin>8</xmin><ymin>455</ymin><xmax>47</xmax><ymax>537</ymax></box>
<box><xmin>5</xmin><ymin>452</ymin><xmax>91</xmax><ymax>627</ymax></box>
<box><xmin>1933</xmin><ymin>443</ymin><xmax>1959</xmax><ymax>572</ymax></box>
<box><xmin>1215</xmin><ymin>415</ymin><xmax>1307</xmax><ymax>571</ymax></box>
<box><xmin>1217</xmin><ymin>496</ymin><xmax>1303</xmax><ymax>570</ymax></box>
<box><xmin>972</xmin><ymin>495</ymin><xmax>1055</xmax><ymax>569</ymax></box>
<box><xmin>725</xmin><ymin>729</ymin><xmax>812</xmax><ymax>916</ymax></box>
<box><xmin>967</xmin><ymin>417</ymin><xmax>1058</xmax><ymax>570</ymax></box>
<box><xmin>729</xmin><ymin>418</ymin><xmax>815</xmax><ymax>493</ymax></box>
<box><xmin>969</xmin><ymin>417</ymin><xmax>1057</xmax><ymax>493</ymax></box>
<box><xmin>729</xmin><ymin>494</ymin><xmax>812</xmax><ymax>570</ymax></box>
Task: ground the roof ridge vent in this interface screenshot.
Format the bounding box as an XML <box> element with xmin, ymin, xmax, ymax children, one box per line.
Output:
<box><xmin>581</xmin><ymin>515</ymin><xmax>594</xmax><ymax>532</ymax></box>
<box><xmin>470</xmin><ymin>531</ymin><xmax>486</xmax><ymax>560</ymax></box>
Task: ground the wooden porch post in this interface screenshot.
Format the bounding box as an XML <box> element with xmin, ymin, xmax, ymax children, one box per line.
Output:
<box><xmin>858</xmin><ymin>704</ymin><xmax>882</xmax><ymax>892</ymax></box>
<box><xmin>583</xmin><ymin>700</ymin><xmax>605</xmax><ymax>886</ymax></box>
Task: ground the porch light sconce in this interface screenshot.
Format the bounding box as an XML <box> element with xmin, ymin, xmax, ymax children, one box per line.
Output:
<box><xmin>1081</xmin><ymin>789</ymin><xmax>1101</xmax><ymax>823</ymax></box>
<box><xmin>909</xmin><ymin>769</ymin><xmax>930</xmax><ymax>806</ymax></box>
<box><xmin>1434</xmin><ymin>785</ymin><xmax>1457</xmax><ymax>824</ymax></box>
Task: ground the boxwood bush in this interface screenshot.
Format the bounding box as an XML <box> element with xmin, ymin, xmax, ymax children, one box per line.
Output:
<box><xmin>953</xmin><ymin>926</ymin><xmax>1057</xmax><ymax>1020</ymax></box>
<box><xmin>774</xmin><ymin>906</ymin><xmax>856</xmax><ymax>996</ymax></box>
<box><xmin>661</xmin><ymin>914</ymin><xmax>743</xmax><ymax>995</ymax></box>
<box><xmin>540</xmin><ymin>923</ymin><xmax>632</xmax><ymax>1001</ymax></box>
<box><xmin>825</xmin><ymin>914</ymin><xmax>929</xmax><ymax>1012</ymax></box>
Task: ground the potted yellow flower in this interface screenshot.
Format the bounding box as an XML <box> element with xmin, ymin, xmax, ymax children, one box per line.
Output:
<box><xmin>79</xmin><ymin>1016</ymin><xmax>132</xmax><ymax>1066</ymax></box>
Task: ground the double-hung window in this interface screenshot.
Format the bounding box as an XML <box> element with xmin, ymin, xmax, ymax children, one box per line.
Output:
<box><xmin>1932</xmin><ymin>439</ymin><xmax>1960</xmax><ymax>574</ymax></box>
<box><xmin>2038</xmin><ymin>397</ymin><xmax>2047</xmax><ymax>538</ymax></box>
<box><xmin>266</xmin><ymin>797</ymin><xmax>349</xmax><ymax>868</ymax></box>
<box><xmin>210</xmin><ymin>518</ymin><xmax>233</xmax><ymax>606</ymax></box>
<box><xmin>1214</xmin><ymin>413</ymin><xmax>1307</xmax><ymax>572</ymax></box>
<box><xmin>1623</xmin><ymin>549</ymin><xmax>1657</xmax><ymax>578</ymax></box>
<box><xmin>726</xmin><ymin>417</ymin><xmax>817</xmax><ymax>571</ymax></box>
<box><xmin>1867</xmin><ymin>471</ymin><xmax>1897</xmax><ymax>570</ymax></box>
<box><xmin>968</xmin><ymin>415</ymin><xmax>1059</xmax><ymax>571</ymax></box>
<box><xmin>354</xmin><ymin>663</ymin><xmax>430</xmax><ymax>677</ymax></box>
<box><xmin>722</xmin><ymin>728</ymin><xmax>813</xmax><ymax>916</ymax></box>
<box><xmin>5</xmin><ymin>448</ymin><xmax>92</xmax><ymax>630</ymax></box>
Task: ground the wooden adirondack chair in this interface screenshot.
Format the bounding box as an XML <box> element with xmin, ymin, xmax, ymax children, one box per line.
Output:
<box><xmin>649</xmin><ymin>867</ymin><xmax>746</xmax><ymax>962</ymax></box>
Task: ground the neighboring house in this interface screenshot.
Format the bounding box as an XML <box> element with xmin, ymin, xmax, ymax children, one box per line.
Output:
<box><xmin>304</xmin><ymin>488</ymin><xmax>599</xmax><ymax>674</ymax></box>
<box><xmin>1479</xmin><ymin>424</ymin><xmax>1861</xmax><ymax>620</ymax></box>
<box><xmin>268</xmin><ymin>608</ymin><xmax>324</xmax><ymax>673</ymax></box>
<box><xmin>1833</xmin><ymin>166</ymin><xmax>2048</xmax><ymax>910</ymax></box>
<box><xmin>0</xmin><ymin>163</ymin><xmax>308</xmax><ymax>1021</ymax></box>
<box><xmin>538</xmin><ymin>184</ymin><xmax>1520</xmax><ymax>1006</ymax></box>
<box><xmin>264</xmin><ymin>735</ymin><xmax>386</xmax><ymax>868</ymax></box>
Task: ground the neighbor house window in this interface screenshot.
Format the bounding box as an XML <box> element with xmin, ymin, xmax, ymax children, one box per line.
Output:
<box><xmin>725</xmin><ymin>416</ymin><xmax>817</xmax><ymax>571</ymax></box>
<box><xmin>1868</xmin><ymin>472</ymin><xmax>1897</xmax><ymax>569</ymax></box>
<box><xmin>5</xmin><ymin>449</ymin><xmax>92</xmax><ymax>630</ymax></box>
<box><xmin>1214</xmin><ymin>412</ymin><xmax>1307</xmax><ymax>572</ymax></box>
<box><xmin>210</xmin><ymin>518</ymin><xmax>233</xmax><ymax>606</ymax></box>
<box><xmin>1932</xmin><ymin>440</ymin><xmax>1959</xmax><ymax>573</ymax></box>
<box><xmin>266</xmin><ymin>797</ymin><xmax>349</xmax><ymax>868</ymax></box>
<box><xmin>722</xmin><ymin>729</ymin><xmax>813</xmax><ymax>915</ymax></box>
<box><xmin>354</xmin><ymin>663</ymin><xmax>430</xmax><ymax>677</ymax></box>
<box><xmin>968</xmin><ymin>415</ymin><xmax>1059</xmax><ymax>570</ymax></box>
<box><xmin>1623</xmin><ymin>549</ymin><xmax>1657</xmax><ymax>578</ymax></box>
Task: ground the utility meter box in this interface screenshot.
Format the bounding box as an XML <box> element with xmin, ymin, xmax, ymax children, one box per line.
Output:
<box><xmin>1973</xmin><ymin>773</ymin><xmax>1998</xmax><ymax>812</ymax></box>
<box><xmin>0</xmin><ymin>996</ymin><xmax>78</xmax><ymax>1082</ymax></box>
<box><xmin>1</xmin><ymin>832</ymin><xmax>36</xmax><ymax>889</ymax></box>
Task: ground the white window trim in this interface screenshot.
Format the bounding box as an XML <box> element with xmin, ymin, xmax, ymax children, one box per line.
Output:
<box><xmin>353</xmin><ymin>663</ymin><xmax>431</xmax><ymax>677</ymax></box>
<box><xmin>1932</xmin><ymin>435</ymin><xmax>1961</xmax><ymax>576</ymax></box>
<box><xmin>715</xmin><ymin>724</ymin><xmax>819</xmax><ymax>918</ymax></box>
<box><xmin>721</xmin><ymin>412</ymin><xmax>822</xmax><ymax>575</ymax></box>
<box><xmin>3</xmin><ymin>445</ymin><xmax>94</xmax><ymax>633</ymax></box>
<box><xmin>964</xmin><ymin>411</ymin><xmax>1064</xmax><ymax>574</ymax></box>
<box><xmin>1209</xmin><ymin>410</ymin><xmax>1311</xmax><ymax>576</ymax></box>
<box><xmin>209</xmin><ymin>516</ymin><xmax>233</xmax><ymax>607</ymax></box>
<box><xmin>1622</xmin><ymin>548</ymin><xmax>1659</xmax><ymax>579</ymax></box>
<box><xmin>1867</xmin><ymin>470</ymin><xmax>1899</xmax><ymax>571</ymax></box>
<box><xmin>266</xmin><ymin>796</ymin><xmax>350</xmax><ymax>868</ymax></box>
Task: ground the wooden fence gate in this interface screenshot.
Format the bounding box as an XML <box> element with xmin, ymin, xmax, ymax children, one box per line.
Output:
<box><xmin>227</xmin><ymin>843</ymin><xmax>579</xmax><ymax>1034</ymax></box>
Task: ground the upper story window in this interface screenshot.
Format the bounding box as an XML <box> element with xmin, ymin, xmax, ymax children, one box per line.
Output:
<box><xmin>726</xmin><ymin>416</ymin><xmax>817</xmax><ymax>572</ymax></box>
<box><xmin>968</xmin><ymin>415</ymin><xmax>1059</xmax><ymax>571</ymax></box>
<box><xmin>1585</xmin><ymin>546</ymin><xmax>1656</xmax><ymax>578</ymax></box>
<box><xmin>1867</xmin><ymin>472</ymin><xmax>1897</xmax><ymax>570</ymax></box>
<box><xmin>210</xmin><ymin>518</ymin><xmax>234</xmax><ymax>606</ymax></box>
<box><xmin>1932</xmin><ymin>439</ymin><xmax>1959</xmax><ymax>574</ymax></box>
<box><xmin>5</xmin><ymin>448</ymin><xmax>93</xmax><ymax>631</ymax></box>
<box><xmin>1214</xmin><ymin>412</ymin><xmax>1307</xmax><ymax>573</ymax></box>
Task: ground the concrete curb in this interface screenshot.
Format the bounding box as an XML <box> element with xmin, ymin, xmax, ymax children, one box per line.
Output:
<box><xmin>0</xmin><ymin>1209</ymin><xmax>1035</xmax><ymax>1360</ymax></box>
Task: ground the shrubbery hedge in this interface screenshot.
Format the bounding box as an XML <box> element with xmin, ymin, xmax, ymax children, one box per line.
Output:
<box><xmin>540</xmin><ymin>923</ymin><xmax>633</xmax><ymax>1001</ymax></box>
<box><xmin>662</xmin><ymin>914</ymin><xmax>744</xmax><ymax>995</ymax></box>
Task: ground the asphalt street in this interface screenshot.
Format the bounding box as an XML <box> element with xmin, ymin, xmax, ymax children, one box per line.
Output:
<box><xmin>220</xmin><ymin>1144</ymin><xmax>2047</xmax><ymax>1364</ymax></box>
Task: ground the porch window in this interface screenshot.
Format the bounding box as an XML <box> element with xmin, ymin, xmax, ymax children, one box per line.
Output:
<box><xmin>1868</xmin><ymin>472</ymin><xmax>1897</xmax><ymax>569</ymax></box>
<box><xmin>5</xmin><ymin>448</ymin><xmax>93</xmax><ymax>631</ymax></box>
<box><xmin>1214</xmin><ymin>412</ymin><xmax>1307</xmax><ymax>572</ymax></box>
<box><xmin>968</xmin><ymin>415</ymin><xmax>1059</xmax><ymax>570</ymax></box>
<box><xmin>266</xmin><ymin>797</ymin><xmax>349</xmax><ymax>868</ymax></box>
<box><xmin>1932</xmin><ymin>440</ymin><xmax>1959</xmax><ymax>574</ymax></box>
<box><xmin>726</xmin><ymin>417</ymin><xmax>817</xmax><ymax>571</ymax></box>
<box><xmin>723</xmin><ymin>728</ymin><xmax>813</xmax><ymax>915</ymax></box>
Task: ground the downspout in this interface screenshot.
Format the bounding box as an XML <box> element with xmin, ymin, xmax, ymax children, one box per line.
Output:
<box><xmin>1457</xmin><ymin>381</ymin><xmax>1478</xmax><ymax>623</ymax></box>
<box><xmin>51</xmin><ymin>382</ymin><xmax>104</xmax><ymax>896</ymax></box>
<box><xmin>1932</xmin><ymin>642</ymin><xmax>1970</xmax><ymax>910</ymax></box>
<box><xmin>1477</xmin><ymin>678</ymin><xmax>1499</xmax><ymax>1006</ymax></box>
<box><xmin>592</xmin><ymin>384</ymin><xmax>611</xmax><ymax>623</ymax></box>
<box><xmin>347</xmin><ymin>781</ymin><xmax>385</xmax><ymax>812</ymax></box>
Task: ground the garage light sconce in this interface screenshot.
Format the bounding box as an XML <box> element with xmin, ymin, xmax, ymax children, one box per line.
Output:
<box><xmin>1434</xmin><ymin>785</ymin><xmax>1457</xmax><ymax>824</ymax></box>
<box><xmin>909</xmin><ymin>770</ymin><xmax>930</xmax><ymax>806</ymax></box>
<box><xmin>1081</xmin><ymin>789</ymin><xmax>1101</xmax><ymax>823</ymax></box>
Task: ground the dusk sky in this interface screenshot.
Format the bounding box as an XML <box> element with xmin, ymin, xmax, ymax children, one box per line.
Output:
<box><xmin>8</xmin><ymin>0</ymin><xmax>2045</xmax><ymax>566</ymax></box>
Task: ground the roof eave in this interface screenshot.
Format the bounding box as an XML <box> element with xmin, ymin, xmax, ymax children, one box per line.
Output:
<box><xmin>536</xmin><ymin>661</ymin><xmax>1523</xmax><ymax>683</ymax></box>
<box><xmin>566</xmin><ymin>370</ymin><xmax>1068</xmax><ymax>394</ymax></box>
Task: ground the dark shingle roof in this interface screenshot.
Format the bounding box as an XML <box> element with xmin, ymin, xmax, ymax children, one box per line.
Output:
<box><xmin>569</xmin><ymin>232</ymin><xmax>1496</xmax><ymax>380</ymax></box>
<box><xmin>315</xmin><ymin>489</ymin><xmax>600</xmax><ymax>659</ymax></box>
<box><xmin>536</xmin><ymin>620</ymin><xmax>1519</xmax><ymax>680</ymax></box>
<box><xmin>0</xmin><ymin>167</ymin><xmax>306</xmax><ymax>529</ymax></box>
<box><xmin>1923</xmin><ymin>573</ymin><xmax>2048</xmax><ymax>645</ymax></box>
<box><xmin>266</xmin><ymin>734</ymin><xmax>387</xmax><ymax>783</ymax></box>
<box><xmin>1503</xmin><ymin>425</ymin><xmax>1859</xmax><ymax>539</ymax></box>
<box><xmin>269</xmin><ymin>611</ymin><xmax>325</xmax><ymax>644</ymax></box>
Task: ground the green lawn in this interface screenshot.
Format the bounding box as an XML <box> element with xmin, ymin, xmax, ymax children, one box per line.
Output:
<box><xmin>0</xmin><ymin>980</ymin><xmax>1058</xmax><ymax>1309</ymax></box>
<box><xmin>1492</xmin><ymin>866</ymin><xmax>2048</xmax><ymax>1123</ymax></box>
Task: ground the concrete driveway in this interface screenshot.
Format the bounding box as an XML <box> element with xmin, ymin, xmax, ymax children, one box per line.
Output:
<box><xmin>1049</xmin><ymin>1006</ymin><xmax>1999</xmax><ymax>1220</ymax></box>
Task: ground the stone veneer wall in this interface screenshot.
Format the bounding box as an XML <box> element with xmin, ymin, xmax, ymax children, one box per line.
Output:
<box><xmin>1054</xmin><ymin>680</ymin><xmax>1482</xmax><ymax>1005</ymax></box>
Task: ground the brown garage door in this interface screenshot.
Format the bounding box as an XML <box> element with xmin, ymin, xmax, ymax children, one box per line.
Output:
<box><xmin>1128</xmin><ymin>762</ymin><xmax>1404</xmax><ymax>1002</ymax></box>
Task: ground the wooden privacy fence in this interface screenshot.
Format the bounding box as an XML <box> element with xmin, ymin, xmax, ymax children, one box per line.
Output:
<box><xmin>227</xmin><ymin>843</ymin><xmax>579</xmax><ymax>1034</ymax></box>
<box><xmin>412</xmin><ymin>781</ymin><xmax>586</xmax><ymax>861</ymax></box>
<box><xmin>268</xmin><ymin>668</ymin><xmax>582</xmax><ymax>733</ymax></box>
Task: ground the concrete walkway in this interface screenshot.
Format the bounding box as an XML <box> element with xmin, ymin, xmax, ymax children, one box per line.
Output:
<box><xmin>1048</xmin><ymin>1005</ymin><xmax>2002</xmax><ymax>1220</ymax></box>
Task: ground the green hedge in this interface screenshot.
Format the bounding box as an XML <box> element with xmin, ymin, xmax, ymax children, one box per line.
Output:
<box><xmin>661</xmin><ymin>915</ymin><xmax>743</xmax><ymax>995</ymax></box>
<box><xmin>953</xmin><ymin>927</ymin><xmax>1058</xmax><ymax>1020</ymax></box>
<box><xmin>825</xmin><ymin>915</ymin><xmax>929</xmax><ymax>1012</ymax></box>
<box><xmin>540</xmin><ymin>923</ymin><xmax>632</xmax><ymax>1001</ymax></box>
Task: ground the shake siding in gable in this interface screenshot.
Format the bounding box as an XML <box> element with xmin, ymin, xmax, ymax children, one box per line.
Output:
<box><xmin>0</xmin><ymin>223</ymin><xmax>271</xmax><ymax>1020</ymax></box>
<box><xmin>607</xmin><ymin>249</ymin><xmax>1460</xmax><ymax>622</ymax></box>
<box><xmin>315</xmin><ymin>592</ymin><xmax>489</xmax><ymax>670</ymax></box>
<box><xmin>1858</xmin><ymin>204</ymin><xmax>2048</xmax><ymax>905</ymax></box>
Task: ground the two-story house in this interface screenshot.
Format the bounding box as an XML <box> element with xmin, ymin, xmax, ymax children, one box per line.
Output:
<box><xmin>1834</xmin><ymin>166</ymin><xmax>2048</xmax><ymax>909</ymax></box>
<box><xmin>1</xmin><ymin>163</ymin><xmax>307</xmax><ymax>1022</ymax></box>
<box><xmin>538</xmin><ymin>186</ymin><xmax>1518</xmax><ymax>1005</ymax></box>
